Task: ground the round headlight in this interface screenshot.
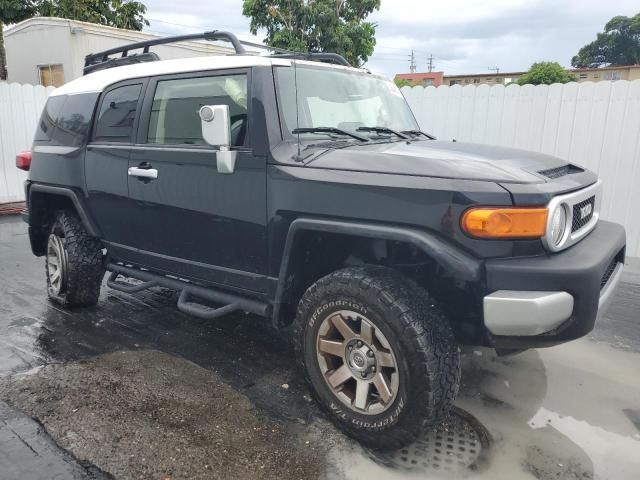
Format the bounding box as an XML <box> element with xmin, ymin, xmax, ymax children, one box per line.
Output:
<box><xmin>550</xmin><ymin>205</ymin><xmax>568</xmax><ymax>246</ymax></box>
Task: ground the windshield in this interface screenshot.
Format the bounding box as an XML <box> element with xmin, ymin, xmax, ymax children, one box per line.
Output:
<box><xmin>275</xmin><ymin>64</ymin><xmax>419</xmax><ymax>139</ymax></box>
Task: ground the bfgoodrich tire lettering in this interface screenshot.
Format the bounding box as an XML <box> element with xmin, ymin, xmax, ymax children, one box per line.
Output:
<box><xmin>293</xmin><ymin>266</ymin><xmax>460</xmax><ymax>450</ymax></box>
<box><xmin>46</xmin><ymin>210</ymin><xmax>105</xmax><ymax>307</ymax></box>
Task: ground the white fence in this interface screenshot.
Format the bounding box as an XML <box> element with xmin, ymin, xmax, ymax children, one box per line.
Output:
<box><xmin>1</xmin><ymin>81</ymin><xmax>639</xmax><ymax>256</ymax></box>
<box><xmin>0</xmin><ymin>83</ymin><xmax>54</xmax><ymax>205</ymax></box>
<box><xmin>403</xmin><ymin>80</ymin><xmax>640</xmax><ymax>257</ymax></box>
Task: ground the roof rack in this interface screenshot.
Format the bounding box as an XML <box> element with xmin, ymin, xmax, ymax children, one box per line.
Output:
<box><xmin>269</xmin><ymin>52</ymin><xmax>350</xmax><ymax>66</ymax></box>
<box><xmin>83</xmin><ymin>30</ymin><xmax>351</xmax><ymax>75</ymax></box>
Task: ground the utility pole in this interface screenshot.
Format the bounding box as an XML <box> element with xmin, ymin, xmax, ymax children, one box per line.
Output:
<box><xmin>427</xmin><ymin>53</ymin><xmax>434</xmax><ymax>73</ymax></box>
<box><xmin>488</xmin><ymin>66</ymin><xmax>500</xmax><ymax>74</ymax></box>
<box><xmin>408</xmin><ymin>49</ymin><xmax>416</xmax><ymax>73</ymax></box>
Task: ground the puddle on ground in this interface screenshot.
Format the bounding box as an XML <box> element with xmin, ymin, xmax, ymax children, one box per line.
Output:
<box><xmin>329</xmin><ymin>343</ymin><xmax>640</xmax><ymax>480</ymax></box>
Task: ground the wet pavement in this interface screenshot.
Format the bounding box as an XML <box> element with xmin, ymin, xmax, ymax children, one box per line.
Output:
<box><xmin>0</xmin><ymin>214</ymin><xmax>639</xmax><ymax>479</ymax></box>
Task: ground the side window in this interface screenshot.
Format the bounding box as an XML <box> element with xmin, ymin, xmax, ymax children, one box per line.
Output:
<box><xmin>34</xmin><ymin>93</ymin><xmax>98</xmax><ymax>146</ymax></box>
<box><xmin>34</xmin><ymin>96</ymin><xmax>66</xmax><ymax>142</ymax></box>
<box><xmin>147</xmin><ymin>74</ymin><xmax>248</xmax><ymax>147</ymax></box>
<box><xmin>93</xmin><ymin>84</ymin><xmax>142</xmax><ymax>143</ymax></box>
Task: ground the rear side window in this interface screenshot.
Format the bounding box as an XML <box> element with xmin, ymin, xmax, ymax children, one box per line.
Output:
<box><xmin>93</xmin><ymin>84</ymin><xmax>142</xmax><ymax>143</ymax></box>
<box><xmin>34</xmin><ymin>93</ymin><xmax>98</xmax><ymax>147</ymax></box>
<box><xmin>147</xmin><ymin>74</ymin><xmax>248</xmax><ymax>146</ymax></box>
<box><xmin>34</xmin><ymin>96</ymin><xmax>66</xmax><ymax>142</ymax></box>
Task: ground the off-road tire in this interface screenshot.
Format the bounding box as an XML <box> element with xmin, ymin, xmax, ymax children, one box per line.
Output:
<box><xmin>293</xmin><ymin>265</ymin><xmax>460</xmax><ymax>450</ymax></box>
<box><xmin>46</xmin><ymin>210</ymin><xmax>105</xmax><ymax>307</ymax></box>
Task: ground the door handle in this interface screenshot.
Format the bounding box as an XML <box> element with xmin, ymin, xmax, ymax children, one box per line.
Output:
<box><xmin>128</xmin><ymin>167</ymin><xmax>158</xmax><ymax>179</ymax></box>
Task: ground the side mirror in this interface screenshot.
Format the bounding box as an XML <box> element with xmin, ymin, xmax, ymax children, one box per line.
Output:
<box><xmin>199</xmin><ymin>105</ymin><xmax>237</xmax><ymax>174</ymax></box>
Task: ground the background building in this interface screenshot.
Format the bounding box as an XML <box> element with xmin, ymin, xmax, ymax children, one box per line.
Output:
<box><xmin>3</xmin><ymin>17</ymin><xmax>234</xmax><ymax>87</ymax></box>
<box><xmin>441</xmin><ymin>65</ymin><xmax>640</xmax><ymax>86</ymax></box>
<box><xmin>393</xmin><ymin>72</ymin><xmax>444</xmax><ymax>87</ymax></box>
<box><xmin>395</xmin><ymin>65</ymin><xmax>640</xmax><ymax>87</ymax></box>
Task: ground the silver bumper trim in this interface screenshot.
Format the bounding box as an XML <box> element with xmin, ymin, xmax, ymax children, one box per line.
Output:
<box><xmin>484</xmin><ymin>291</ymin><xmax>574</xmax><ymax>336</ymax></box>
<box><xmin>484</xmin><ymin>261</ymin><xmax>624</xmax><ymax>337</ymax></box>
<box><xmin>597</xmin><ymin>262</ymin><xmax>624</xmax><ymax>319</ymax></box>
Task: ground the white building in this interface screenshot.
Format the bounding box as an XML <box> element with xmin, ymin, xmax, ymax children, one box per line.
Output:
<box><xmin>4</xmin><ymin>17</ymin><xmax>234</xmax><ymax>87</ymax></box>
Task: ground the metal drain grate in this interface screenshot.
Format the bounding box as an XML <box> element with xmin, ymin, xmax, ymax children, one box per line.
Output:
<box><xmin>373</xmin><ymin>407</ymin><xmax>491</xmax><ymax>477</ymax></box>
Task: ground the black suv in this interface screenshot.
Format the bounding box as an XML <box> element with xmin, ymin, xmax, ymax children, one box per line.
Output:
<box><xmin>18</xmin><ymin>32</ymin><xmax>626</xmax><ymax>450</ymax></box>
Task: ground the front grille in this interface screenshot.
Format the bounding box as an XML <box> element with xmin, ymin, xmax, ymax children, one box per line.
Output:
<box><xmin>572</xmin><ymin>196</ymin><xmax>595</xmax><ymax>232</ymax></box>
<box><xmin>601</xmin><ymin>260</ymin><xmax>618</xmax><ymax>289</ymax></box>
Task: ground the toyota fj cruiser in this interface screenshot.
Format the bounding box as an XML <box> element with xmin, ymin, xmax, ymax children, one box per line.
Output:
<box><xmin>17</xmin><ymin>31</ymin><xmax>626</xmax><ymax>450</ymax></box>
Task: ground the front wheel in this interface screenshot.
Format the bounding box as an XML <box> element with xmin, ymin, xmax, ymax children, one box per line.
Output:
<box><xmin>294</xmin><ymin>266</ymin><xmax>460</xmax><ymax>450</ymax></box>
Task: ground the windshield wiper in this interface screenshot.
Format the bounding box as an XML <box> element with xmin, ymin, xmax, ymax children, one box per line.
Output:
<box><xmin>292</xmin><ymin>127</ymin><xmax>368</xmax><ymax>142</ymax></box>
<box><xmin>357</xmin><ymin>126</ymin><xmax>409</xmax><ymax>139</ymax></box>
<box><xmin>401</xmin><ymin>129</ymin><xmax>436</xmax><ymax>140</ymax></box>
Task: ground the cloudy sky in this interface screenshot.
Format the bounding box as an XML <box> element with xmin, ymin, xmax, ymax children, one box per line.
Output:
<box><xmin>142</xmin><ymin>0</ymin><xmax>639</xmax><ymax>78</ymax></box>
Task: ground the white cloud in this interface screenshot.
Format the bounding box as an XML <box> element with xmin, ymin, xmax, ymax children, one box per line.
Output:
<box><xmin>141</xmin><ymin>0</ymin><xmax>640</xmax><ymax>78</ymax></box>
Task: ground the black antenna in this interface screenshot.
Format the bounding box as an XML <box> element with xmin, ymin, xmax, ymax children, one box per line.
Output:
<box><xmin>293</xmin><ymin>56</ymin><xmax>302</xmax><ymax>161</ymax></box>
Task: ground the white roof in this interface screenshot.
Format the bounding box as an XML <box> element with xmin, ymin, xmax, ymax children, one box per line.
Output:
<box><xmin>4</xmin><ymin>17</ymin><xmax>232</xmax><ymax>56</ymax></box>
<box><xmin>51</xmin><ymin>55</ymin><xmax>366</xmax><ymax>96</ymax></box>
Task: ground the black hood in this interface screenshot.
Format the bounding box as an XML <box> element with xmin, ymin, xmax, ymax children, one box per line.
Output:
<box><xmin>304</xmin><ymin>140</ymin><xmax>571</xmax><ymax>183</ymax></box>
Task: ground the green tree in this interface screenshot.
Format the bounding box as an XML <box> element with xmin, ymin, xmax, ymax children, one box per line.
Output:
<box><xmin>394</xmin><ymin>78</ymin><xmax>413</xmax><ymax>88</ymax></box>
<box><xmin>517</xmin><ymin>62</ymin><xmax>576</xmax><ymax>86</ymax></box>
<box><xmin>0</xmin><ymin>0</ymin><xmax>148</xmax><ymax>81</ymax></box>
<box><xmin>242</xmin><ymin>0</ymin><xmax>381</xmax><ymax>67</ymax></box>
<box><xmin>572</xmin><ymin>13</ymin><xmax>640</xmax><ymax>68</ymax></box>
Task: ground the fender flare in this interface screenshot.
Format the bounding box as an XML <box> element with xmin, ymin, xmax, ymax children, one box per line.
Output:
<box><xmin>28</xmin><ymin>183</ymin><xmax>101</xmax><ymax>237</ymax></box>
<box><xmin>271</xmin><ymin>217</ymin><xmax>481</xmax><ymax>327</ymax></box>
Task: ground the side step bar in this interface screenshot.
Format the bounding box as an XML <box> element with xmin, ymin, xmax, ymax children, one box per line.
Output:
<box><xmin>106</xmin><ymin>263</ymin><xmax>269</xmax><ymax>320</ymax></box>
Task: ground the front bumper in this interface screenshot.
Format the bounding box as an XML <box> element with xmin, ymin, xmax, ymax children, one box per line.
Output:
<box><xmin>483</xmin><ymin>220</ymin><xmax>626</xmax><ymax>348</ymax></box>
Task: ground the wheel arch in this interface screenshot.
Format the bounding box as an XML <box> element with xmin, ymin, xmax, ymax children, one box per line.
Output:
<box><xmin>272</xmin><ymin>217</ymin><xmax>481</xmax><ymax>329</ymax></box>
<box><xmin>26</xmin><ymin>184</ymin><xmax>101</xmax><ymax>256</ymax></box>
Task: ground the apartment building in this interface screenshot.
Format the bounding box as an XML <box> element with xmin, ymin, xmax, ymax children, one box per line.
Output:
<box><xmin>441</xmin><ymin>65</ymin><xmax>640</xmax><ymax>86</ymax></box>
<box><xmin>394</xmin><ymin>72</ymin><xmax>444</xmax><ymax>87</ymax></box>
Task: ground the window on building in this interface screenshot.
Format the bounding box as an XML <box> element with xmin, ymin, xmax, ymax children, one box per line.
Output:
<box><xmin>449</xmin><ymin>80</ymin><xmax>461</xmax><ymax>86</ymax></box>
<box><xmin>423</xmin><ymin>79</ymin><xmax>434</xmax><ymax>86</ymax></box>
<box><xmin>147</xmin><ymin>74</ymin><xmax>248</xmax><ymax>146</ymax></box>
<box><xmin>38</xmin><ymin>64</ymin><xmax>64</xmax><ymax>87</ymax></box>
<box><xmin>473</xmin><ymin>79</ymin><xmax>480</xmax><ymax>84</ymax></box>
<box><xmin>93</xmin><ymin>84</ymin><xmax>142</xmax><ymax>143</ymax></box>
<box><xmin>579</xmin><ymin>73</ymin><xmax>588</xmax><ymax>79</ymax></box>
<box><xmin>593</xmin><ymin>73</ymin><xmax>600</xmax><ymax>79</ymax></box>
<box><xmin>604</xmin><ymin>71</ymin><xmax>622</xmax><ymax>81</ymax></box>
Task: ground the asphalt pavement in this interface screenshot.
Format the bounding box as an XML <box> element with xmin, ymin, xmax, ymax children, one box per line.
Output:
<box><xmin>0</xmin><ymin>214</ymin><xmax>639</xmax><ymax>479</ymax></box>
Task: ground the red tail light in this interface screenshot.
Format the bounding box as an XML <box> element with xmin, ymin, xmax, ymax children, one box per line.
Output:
<box><xmin>16</xmin><ymin>151</ymin><xmax>32</xmax><ymax>171</ymax></box>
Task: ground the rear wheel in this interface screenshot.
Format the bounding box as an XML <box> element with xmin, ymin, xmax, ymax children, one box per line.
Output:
<box><xmin>294</xmin><ymin>266</ymin><xmax>460</xmax><ymax>450</ymax></box>
<box><xmin>46</xmin><ymin>210</ymin><xmax>105</xmax><ymax>307</ymax></box>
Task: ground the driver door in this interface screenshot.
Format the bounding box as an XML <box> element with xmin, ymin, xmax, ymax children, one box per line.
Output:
<box><xmin>124</xmin><ymin>69</ymin><xmax>268</xmax><ymax>294</ymax></box>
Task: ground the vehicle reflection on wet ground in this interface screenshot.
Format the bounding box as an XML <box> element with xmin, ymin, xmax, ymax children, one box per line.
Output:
<box><xmin>1</xmin><ymin>215</ymin><xmax>639</xmax><ymax>479</ymax></box>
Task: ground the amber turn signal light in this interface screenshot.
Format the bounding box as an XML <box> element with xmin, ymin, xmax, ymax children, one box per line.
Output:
<box><xmin>461</xmin><ymin>207</ymin><xmax>548</xmax><ymax>239</ymax></box>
